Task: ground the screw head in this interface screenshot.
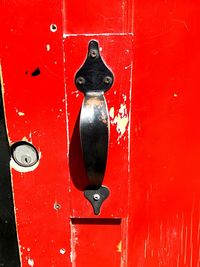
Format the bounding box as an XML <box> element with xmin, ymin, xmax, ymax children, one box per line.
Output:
<box><xmin>50</xmin><ymin>24</ymin><xmax>57</xmax><ymax>32</ymax></box>
<box><xmin>93</xmin><ymin>193</ymin><xmax>101</xmax><ymax>201</ymax></box>
<box><xmin>103</xmin><ymin>76</ymin><xmax>113</xmax><ymax>85</ymax></box>
<box><xmin>90</xmin><ymin>49</ymin><xmax>98</xmax><ymax>58</ymax></box>
<box><xmin>76</xmin><ymin>76</ymin><xmax>85</xmax><ymax>85</ymax></box>
<box><xmin>54</xmin><ymin>203</ymin><xmax>61</xmax><ymax>210</ymax></box>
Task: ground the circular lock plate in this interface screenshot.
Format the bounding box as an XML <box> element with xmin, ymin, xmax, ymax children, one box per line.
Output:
<box><xmin>11</xmin><ymin>142</ymin><xmax>39</xmax><ymax>167</ymax></box>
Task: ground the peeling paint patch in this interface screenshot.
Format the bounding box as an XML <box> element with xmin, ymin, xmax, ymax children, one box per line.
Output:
<box><xmin>28</xmin><ymin>258</ymin><xmax>34</xmax><ymax>266</ymax></box>
<box><xmin>111</xmin><ymin>103</ymin><xmax>129</xmax><ymax>139</ymax></box>
<box><xmin>119</xmin><ymin>104</ymin><xmax>127</xmax><ymax>116</ymax></box>
<box><xmin>116</xmin><ymin>240</ymin><xmax>122</xmax><ymax>253</ymax></box>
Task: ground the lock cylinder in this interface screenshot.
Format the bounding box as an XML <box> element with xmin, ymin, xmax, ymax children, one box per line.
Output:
<box><xmin>11</xmin><ymin>141</ymin><xmax>39</xmax><ymax>168</ymax></box>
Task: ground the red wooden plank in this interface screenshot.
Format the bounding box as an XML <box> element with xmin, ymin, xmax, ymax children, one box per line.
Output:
<box><xmin>63</xmin><ymin>0</ymin><xmax>134</xmax><ymax>34</ymax></box>
<box><xmin>129</xmin><ymin>0</ymin><xmax>200</xmax><ymax>266</ymax></box>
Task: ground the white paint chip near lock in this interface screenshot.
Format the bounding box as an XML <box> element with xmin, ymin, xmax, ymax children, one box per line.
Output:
<box><xmin>28</xmin><ymin>258</ymin><xmax>34</xmax><ymax>266</ymax></box>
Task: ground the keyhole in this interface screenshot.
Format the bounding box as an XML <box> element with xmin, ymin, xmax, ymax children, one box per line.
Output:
<box><xmin>11</xmin><ymin>141</ymin><xmax>39</xmax><ymax>167</ymax></box>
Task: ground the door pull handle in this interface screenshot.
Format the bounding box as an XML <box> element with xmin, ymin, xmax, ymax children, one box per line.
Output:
<box><xmin>75</xmin><ymin>40</ymin><xmax>114</xmax><ymax>214</ymax></box>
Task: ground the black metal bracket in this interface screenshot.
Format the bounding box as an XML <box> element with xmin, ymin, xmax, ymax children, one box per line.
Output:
<box><xmin>75</xmin><ymin>40</ymin><xmax>114</xmax><ymax>215</ymax></box>
<box><xmin>75</xmin><ymin>40</ymin><xmax>114</xmax><ymax>94</ymax></box>
<box><xmin>84</xmin><ymin>186</ymin><xmax>110</xmax><ymax>215</ymax></box>
<box><xmin>75</xmin><ymin>40</ymin><xmax>114</xmax><ymax>188</ymax></box>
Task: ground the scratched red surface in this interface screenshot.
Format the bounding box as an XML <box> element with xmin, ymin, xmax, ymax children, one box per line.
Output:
<box><xmin>1</xmin><ymin>0</ymin><xmax>200</xmax><ymax>266</ymax></box>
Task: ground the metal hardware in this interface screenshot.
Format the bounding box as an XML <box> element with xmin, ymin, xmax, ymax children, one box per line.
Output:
<box><xmin>54</xmin><ymin>203</ymin><xmax>61</xmax><ymax>210</ymax></box>
<box><xmin>103</xmin><ymin>76</ymin><xmax>113</xmax><ymax>85</ymax></box>
<box><xmin>75</xmin><ymin>40</ymin><xmax>114</xmax><ymax>188</ymax></box>
<box><xmin>84</xmin><ymin>186</ymin><xmax>110</xmax><ymax>215</ymax></box>
<box><xmin>76</xmin><ymin>76</ymin><xmax>85</xmax><ymax>85</ymax></box>
<box><xmin>11</xmin><ymin>142</ymin><xmax>39</xmax><ymax>167</ymax></box>
<box><xmin>75</xmin><ymin>40</ymin><xmax>114</xmax><ymax>94</ymax></box>
<box><xmin>75</xmin><ymin>40</ymin><xmax>113</xmax><ymax>214</ymax></box>
<box><xmin>93</xmin><ymin>193</ymin><xmax>101</xmax><ymax>201</ymax></box>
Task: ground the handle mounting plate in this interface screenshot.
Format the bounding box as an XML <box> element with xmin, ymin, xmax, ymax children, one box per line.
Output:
<box><xmin>84</xmin><ymin>186</ymin><xmax>110</xmax><ymax>215</ymax></box>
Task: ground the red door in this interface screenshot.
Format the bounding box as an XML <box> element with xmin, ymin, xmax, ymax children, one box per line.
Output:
<box><xmin>1</xmin><ymin>0</ymin><xmax>200</xmax><ymax>266</ymax></box>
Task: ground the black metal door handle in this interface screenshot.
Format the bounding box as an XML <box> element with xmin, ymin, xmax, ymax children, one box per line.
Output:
<box><xmin>75</xmin><ymin>40</ymin><xmax>114</xmax><ymax>189</ymax></box>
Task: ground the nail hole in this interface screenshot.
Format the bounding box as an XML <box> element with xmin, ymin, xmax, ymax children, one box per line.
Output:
<box><xmin>54</xmin><ymin>203</ymin><xmax>61</xmax><ymax>210</ymax></box>
<box><xmin>31</xmin><ymin>68</ymin><xmax>40</xmax><ymax>77</ymax></box>
<box><xmin>50</xmin><ymin>24</ymin><xmax>57</xmax><ymax>32</ymax></box>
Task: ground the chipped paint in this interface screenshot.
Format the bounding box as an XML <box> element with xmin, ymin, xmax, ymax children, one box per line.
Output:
<box><xmin>15</xmin><ymin>108</ymin><xmax>25</xmax><ymax>116</ymax></box>
<box><xmin>18</xmin><ymin>112</ymin><xmax>25</xmax><ymax>116</ymax></box>
<box><xmin>70</xmin><ymin>222</ymin><xmax>77</xmax><ymax>266</ymax></box>
<box><xmin>28</xmin><ymin>258</ymin><xmax>34</xmax><ymax>266</ymax></box>
<box><xmin>60</xmin><ymin>248</ymin><xmax>66</xmax><ymax>255</ymax></box>
<box><xmin>112</xmin><ymin>107</ymin><xmax>129</xmax><ymax>139</ymax></box>
<box><xmin>122</xmin><ymin>94</ymin><xmax>127</xmax><ymax>102</ymax></box>
<box><xmin>46</xmin><ymin>44</ymin><xmax>51</xmax><ymax>51</ymax></box>
<box><xmin>117</xmin><ymin>240</ymin><xmax>122</xmax><ymax>253</ymax></box>
<box><xmin>109</xmin><ymin>107</ymin><xmax>115</xmax><ymax>119</ymax></box>
<box><xmin>119</xmin><ymin>104</ymin><xmax>127</xmax><ymax>116</ymax></box>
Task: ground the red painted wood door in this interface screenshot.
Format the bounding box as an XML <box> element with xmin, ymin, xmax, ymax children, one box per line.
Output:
<box><xmin>1</xmin><ymin>1</ymin><xmax>200</xmax><ymax>266</ymax></box>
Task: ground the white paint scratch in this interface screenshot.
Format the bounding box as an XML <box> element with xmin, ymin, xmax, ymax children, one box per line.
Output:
<box><xmin>70</xmin><ymin>222</ymin><xmax>77</xmax><ymax>266</ymax></box>
<box><xmin>109</xmin><ymin>107</ymin><xmax>115</xmax><ymax>119</ymax></box>
<box><xmin>46</xmin><ymin>44</ymin><xmax>51</xmax><ymax>51</ymax></box>
<box><xmin>63</xmin><ymin>33</ymin><xmax>134</xmax><ymax>38</ymax></box>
